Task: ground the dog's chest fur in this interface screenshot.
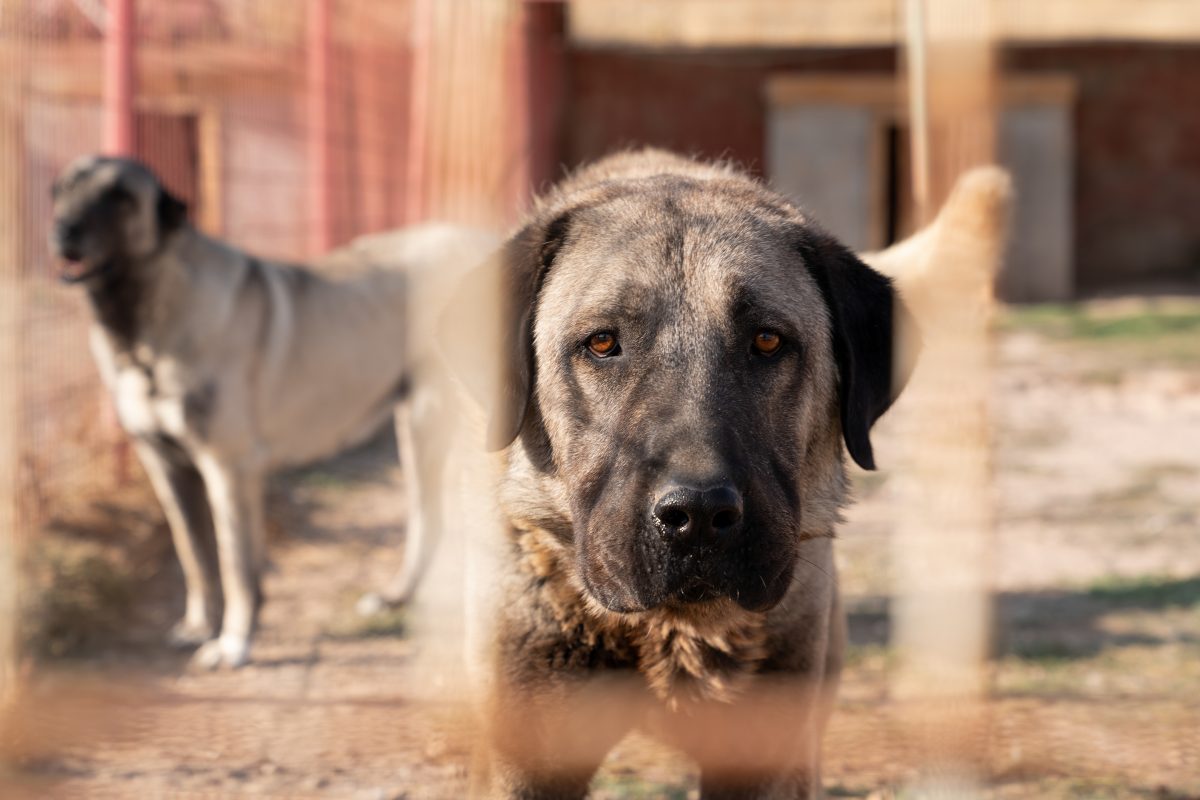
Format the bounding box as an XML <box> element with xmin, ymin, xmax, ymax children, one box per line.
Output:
<box><xmin>92</xmin><ymin>327</ymin><xmax>214</xmax><ymax>444</ymax></box>
<box><xmin>512</xmin><ymin>522</ymin><xmax>769</xmax><ymax>709</ymax></box>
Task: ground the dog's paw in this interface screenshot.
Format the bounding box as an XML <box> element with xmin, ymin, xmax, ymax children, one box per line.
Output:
<box><xmin>191</xmin><ymin>636</ymin><xmax>251</xmax><ymax>670</ymax></box>
<box><xmin>168</xmin><ymin>619</ymin><xmax>216</xmax><ymax>649</ymax></box>
<box><xmin>355</xmin><ymin>592</ymin><xmax>388</xmax><ymax>618</ymax></box>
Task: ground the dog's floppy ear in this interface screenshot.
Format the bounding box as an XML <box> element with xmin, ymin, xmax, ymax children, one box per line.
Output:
<box><xmin>438</xmin><ymin>212</ymin><xmax>572</xmax><ymax>451</ymax></box>
<box><xmin>156</xmin><ymin>186</ymin><xmax>188</xmax><ymax>234</ymax></box>
<box><xmin>802</xmin><ymin>230</ymin><xmax>916</xmax><ymax>471</ymax></box>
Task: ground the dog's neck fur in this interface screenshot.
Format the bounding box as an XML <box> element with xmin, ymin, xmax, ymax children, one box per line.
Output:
<box><xmin>85</xmin><ymin>255</ymin><xmax>154</xmax><ymax>353</ymax></box>
<box><xmin>509</xmin><ymin>517</ymin><xmax>771</xmax><ymax>710</ymax></box>
<box><xmin>85</xmin><ymin>226</ymin><xmax>242</xmax><ymax>359</ymax></box>
<box><xmin>499</xmin><ymin>437</ymin><xmax>847</xmax><ymax>710</ymax></box>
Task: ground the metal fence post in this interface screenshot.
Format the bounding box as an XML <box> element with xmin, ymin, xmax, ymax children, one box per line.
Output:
<box><xmin>403</xmin><ymin>0</ymin><xmax>434</xmax><ymax>225</ymax></box>
<box><xmin>0</xmin><ymin>16</ymin><xmax>29</xmax><ymax>708</ymax></box>
<box><xmin>893</xmin><ymin>0</ymin><xmax>999</xmax><ymax>794</ymax></box>
<box><xmin>103</xmin><ymin>0</ymin><xmax>136</xmax><ymax>484</ymax></box>
<box><xmin>307</xmin><ymin>0</ymin><xmax>334</xmax><ymax>255</ymax></box>
<box><xmin>506</xmin><ymin>1</ymin><xmax>565</xmax><ymax>220</ymax></box>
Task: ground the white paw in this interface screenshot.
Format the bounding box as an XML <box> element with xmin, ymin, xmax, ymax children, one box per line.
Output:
<box><xmin>191</xmin><ymin>635</ymin><xmax>251</xmax><ymax>670</ymax></box>
<box><xmin>355</xmin><ymin>592</ymin><xmax>387</xmax><ymax>618</ymax></box>
<box><xmin>168</xmin><ymin>619</ymin><xmax>215</xmax><ymax>649</ymax></box>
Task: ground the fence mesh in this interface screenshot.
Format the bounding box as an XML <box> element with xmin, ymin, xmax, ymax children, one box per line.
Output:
<box><xmin>1</xmin><ymin>2</ymin><xmax>1197</xmax><ymax>798</ymax></box>
<box><xmin>1</xmin><ymin>0</ymin><xmax>531</xmax><ymax>521</ymax></box>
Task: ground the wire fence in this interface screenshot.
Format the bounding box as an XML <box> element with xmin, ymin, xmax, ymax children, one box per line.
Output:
<box><xmin>1</xmin><ymin>2</ymin><xmax>1197</xmax><ymax>797</ymax></box>
<box><xmin>0</xmin><ymin>0</ymin><xmax>536</xmax><ymax>523</ymax></box>
<box><xmin>0</xmin><ymin>0</ymin><xmax>533</xmax><ymax>719</ymax></box>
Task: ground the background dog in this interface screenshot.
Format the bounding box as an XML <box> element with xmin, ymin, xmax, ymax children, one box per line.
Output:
<box><xmin>49</xmin><ymin>155</ymin><xmax>495</xmax><ymax>669</ymax></box>
<box><xmin>440</xmin><ymin>149</ymin><xmax>916</xmax><ymax>798</ymax></box>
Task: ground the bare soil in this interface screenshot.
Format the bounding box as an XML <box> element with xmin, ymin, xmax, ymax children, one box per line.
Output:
<box><xmin>4</xmin><ymin>299</ymin><xmax>1199</xmax><ymax>799</ymax></box>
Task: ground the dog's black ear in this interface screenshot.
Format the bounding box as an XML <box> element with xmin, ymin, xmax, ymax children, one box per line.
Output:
<box><xmin>156</xmin><ymin>186</ymin><xmax>188</xmax><ymax>234</ymax></box>
<box><xmin>438</xmin><ymin>213</ymin><xmax>571</xmax><ymax>451</ymax></box>
<box><xmin>802</xmin><ymin>230</ymin><xmax>916</xmax><ymax>471</ymax></box>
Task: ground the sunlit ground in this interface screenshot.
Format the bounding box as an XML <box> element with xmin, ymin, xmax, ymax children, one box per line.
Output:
<box><xmin>6</xmin><ymin>298</ymin><xmax>1200</xmax><ymax>799</ymax></box>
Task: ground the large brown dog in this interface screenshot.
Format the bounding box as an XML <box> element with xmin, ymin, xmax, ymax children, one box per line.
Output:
<box><xmin>442</xmin><ymin>149</ymin><xmax>926</xmax><ymax>799</ymax></box>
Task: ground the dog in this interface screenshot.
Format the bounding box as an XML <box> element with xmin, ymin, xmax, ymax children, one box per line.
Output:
<box><xmin>437</xmin><ymin>149</ymin><xmax>1008</xmax><ymax>798</ymax></box>
<box><xmin>49</xmin><ymin>155</ymin><xmax>496</xmax><ymax>669</ymax></box>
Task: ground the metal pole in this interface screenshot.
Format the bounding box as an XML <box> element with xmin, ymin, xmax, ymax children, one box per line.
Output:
<box><xmin>307</xmin><ymin>0</ymin><xmax>334</xmax><ymax>254</ymax></box>
<box><xmin>103</xmin><ymin>0</ymin><xmax>135</xmax><ymax>483</ymax></box>
<box><xmin>404</xmin><ymin>0</ymin><xmax>434</xmax><ymax>225</ymax></box>
<box><xmin>0</xmin><ymin>24</ymin><xmax>28</xmax><ymax>709</ymax></box>
<box><xmin>507</xmin><ymin>1</ymin><xmax>564</xmax><ymax>222</ymax></box>
<box><xmin>905</xmin><ymin>0</ymin><xmax>931</xmax><ymax>224</ymax></box>
<box><xmin>103</xmin><ymin>0</ymin><xmax>136</xmax><ymax>155</ymax></box>
<box><xmin>894</xmin><ymin>0</ymin><xmax>998</xmax><ymax>793</ymax></box>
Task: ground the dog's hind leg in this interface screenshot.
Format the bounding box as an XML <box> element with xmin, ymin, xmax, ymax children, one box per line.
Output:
<box><xmin>357</xmin><ymin>392</ymin><xmax>446</xmax><ymax>615</ymax></box>
<box><xmin>192</xmin><ymin>454</ymin><xmax>265</xmax><ymax>669</ymax></box>
<box><xmin>134</xmin><ymin>439</ymin><xmax>220</xmax><ymax>647</ymax></box>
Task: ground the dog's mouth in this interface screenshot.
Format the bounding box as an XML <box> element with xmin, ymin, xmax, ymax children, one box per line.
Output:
<box><xmin>51</xmin><ymin>230</ymin><xmax>109</xmax><ymax>284</ymax></box>
<box><xmin>653</xmin><ymin>546</ymin><xmax>797</xmax><ymax>614</ymax></box>
<box><xmin>55</xmin><ymin>254</ymin><xmax>112</xmax><ymax>284</ymax></box>
<box><xmin>670</xmin><ymin>579</ymin><xmax>722</xmax><ymax>606</ymax></box>
<box><xmin>590</xmin><ymin>556</ymin><xmax>786</xmax><ymax>615</ymax></box>
<box><xmin>664</xmin><ymin>572</ymin><xmax>788</xmax><ymax>613</ymax></box>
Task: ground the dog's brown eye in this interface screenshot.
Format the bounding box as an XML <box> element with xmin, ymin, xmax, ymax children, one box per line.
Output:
<box><xmin>753</xmin><ymin>330</ymin><xmax>782</xmax><ymax>356</ymax></box>
<box><xmin>587</xmin><ymin>332</ymin><xmax>619</xmax><ymax>358</ymax></box>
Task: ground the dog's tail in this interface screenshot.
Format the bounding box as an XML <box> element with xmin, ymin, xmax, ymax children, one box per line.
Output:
<box><xmin>862</xmin><ymin>166</ymin><xmax>1013</xmax><ymax>311</ymax></box>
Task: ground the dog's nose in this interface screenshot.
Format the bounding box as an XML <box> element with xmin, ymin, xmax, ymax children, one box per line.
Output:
<box><xmin>652</xmin><ymin>482</ymin><xmax>743</xmax><ymax>540</ymax></box>
<box><xmin>54</xmin><ymin>221</ymin><xmax>82</xmax><ymax>255</ymax></box>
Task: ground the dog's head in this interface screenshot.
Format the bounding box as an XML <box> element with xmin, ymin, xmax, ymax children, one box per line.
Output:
<box><xmin>446</xmin><ymin>155</ymin><xmax>912</xmax><ymax>616</ymax></box>
<box><xmin>49</xmin><ymin>156</ymin><xmax>188</xmax><ymax>284</ymax></box>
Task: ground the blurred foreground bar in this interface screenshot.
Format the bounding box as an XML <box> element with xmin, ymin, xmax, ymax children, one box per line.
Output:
<box><xmin>569</xmin><ymin>0</ymin><xmax>1200</xmax><ymax>48</ymax></box>
<box><xmin>0</xmin><ymin>20</ymin><xmax>28</xmax><ymax>707</ymax></box>
<box><xmin>892</xmin><ymin>0</ymin><xmax>998</xmax><ymax>795</ymax></box>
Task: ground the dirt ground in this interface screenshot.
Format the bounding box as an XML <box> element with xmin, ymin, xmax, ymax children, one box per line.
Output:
<box><xmin>3</xmin><ymin>298</ymin><xmax>1199</xmax><ymax>799</ymax></box>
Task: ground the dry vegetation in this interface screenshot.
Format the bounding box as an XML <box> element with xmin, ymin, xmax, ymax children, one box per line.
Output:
<box><xmin>3</xmin><ymin>298</ymin><xmax>1199</xmax><ymax>799</ymax></box>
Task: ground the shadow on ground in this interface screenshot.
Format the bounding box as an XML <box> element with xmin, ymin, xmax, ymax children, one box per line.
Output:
<box><xmin>848</xmin><ymin>575</ymin><xmax>1200</xmax><ymax>660</ymax></box>
<box><xmin>21</xmin><ymin>423</ymin><xmax>406</xmax><ymax>663</ymax></box>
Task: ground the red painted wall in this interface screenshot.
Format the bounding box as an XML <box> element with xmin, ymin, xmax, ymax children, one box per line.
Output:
<box><xmin>564</xmin><ymin>44</ymin><xmax>1200</xmax><ymax>292</ymax></box>
<box><xmin>1007</xmin><ymin>45</ymin><xmax>1200</xmax><ymax>290</ymax></box>
<box><xmin>566</xmin><ymin>48</ymin><xmax>894</xmax><ymax>179</ymax></box>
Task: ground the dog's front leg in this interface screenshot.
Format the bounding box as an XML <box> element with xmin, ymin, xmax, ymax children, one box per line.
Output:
<box><xmin>134</xmin><ymin>440</ymin><xmax>219</xmax><ymax>646</ymax></box>
<box><xmin>192</xmin><ymin>454</ymin><xmax>265</xmax><ymax>669</ymax></box>
<box><xmin>693</xmin><ymin>714</ymin><xmax>823</xmax><ymax>800</ymax></box>
<box><xmin>699</xmin><ymin>763</ymin><xmax>821</xmax><ymax>800</ymax></box>
<box><xmin>477</xmin><ymin>674</ymin><xmax>640</xmax><ymax>800</ymax></box>
<box><xmin>478</xmin><ymin>711</ymin><xmax>618</xmax><ymax>800</ymax></box>
<box><xmin>358</xmin><ymin>392</ymin><xmax>449</xmax><ymax>615</ymax></box>
<box><xmin>684</xmin><ymin>679</ymin><xmax>828</xmax><ymax>800</ymax></box>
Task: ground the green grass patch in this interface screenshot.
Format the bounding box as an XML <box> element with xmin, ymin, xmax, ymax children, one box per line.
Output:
<box><xmin>590</xmin><ymin>773</ymin><xmax>692</xmax><ymax>800</ymax></box>
<box><xmin>1002</xmin><ymin>301</ymin><xmax>1200</xmax><ymax>366</ymax></box>
<box><xmin>843</xmin><ymin>643</ymin><xmax>896</xmax><ymax>669</ymax></box>
<box><xmin>289</xmin><ymin>466</ymin><xmax>362</xmax><ymax>490</ymax></box>
<box><xmin>1007</xmin><ymin>639</ymin><xmax>1091</xmax><ymax>664</ymax></box>
<box><xmin>1003</xmin><ymin>302</ymin><xmax>1200</xmax><ymax>342</ymax></box>
<box><xmin>22</xmin><ymin>545</ymin><xmax>136</xmax><ymax>658</ymax></box>
<box><xmin>324</xmin><ymin>591</ymin><xmax>409</xmax><ymax>639</ymax></box>
<box><xmin>1085</xmin><ymin>575</ymin><xmax>1200</xmax><ymax>610</ymax></box>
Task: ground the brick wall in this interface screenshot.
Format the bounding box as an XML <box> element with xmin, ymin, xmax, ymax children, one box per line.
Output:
<box><xmin>564</xmin><ymin>43</ymin><xmax>1200</xmax><ymax>293</ymax></box>
<box><xmin>566</xmin><ymin>48</ymin><xmax>894</xmax><ymax>180</ymax></box>
<box><xmin>1007</xmin><ymin>45</ymin><xmax>1200</xmax><ymax>290</ymax></box>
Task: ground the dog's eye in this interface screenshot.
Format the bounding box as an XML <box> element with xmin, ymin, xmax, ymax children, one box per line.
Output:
<box><xmin>752</xmin><ymin>330</ymin><xmax>783</xmax><ymax>357</ymax></box>
<box><xmin>586</xmin><ymin>332</ymin><xmax>619</xmax><ymax>358</ymax></box>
